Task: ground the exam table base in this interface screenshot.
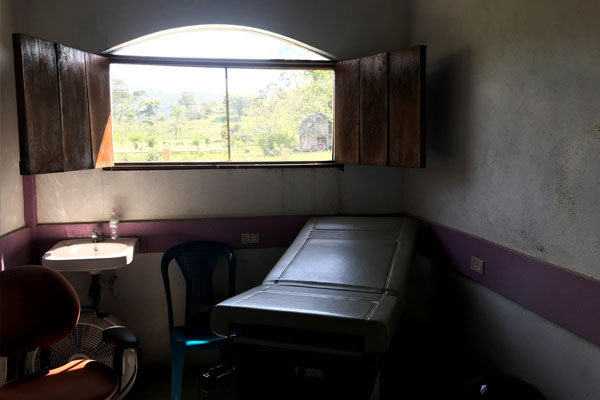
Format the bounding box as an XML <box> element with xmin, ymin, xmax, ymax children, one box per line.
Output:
<box><xmin>233</xmin><ymin>343</ymin><xmax>380</xmax><ymax>400</ymax></box>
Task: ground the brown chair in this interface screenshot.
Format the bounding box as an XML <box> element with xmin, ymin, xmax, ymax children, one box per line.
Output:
<box><xmin>0</xmin><ymin>265</ymin><xmax>137</xmax><ymax>400</ymax></box>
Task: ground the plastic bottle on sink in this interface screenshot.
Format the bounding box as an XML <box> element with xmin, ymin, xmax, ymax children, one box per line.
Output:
<box><xmin>109</xmin><ymin>208</ymin><xmax>119</xmax><ymax>240</ymax></box>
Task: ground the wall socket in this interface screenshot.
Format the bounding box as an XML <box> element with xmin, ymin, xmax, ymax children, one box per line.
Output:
<box><xmin>241</xmin><ymin>232</ymin><xmax>260</xmax><ymax>244</ymax></box>
<box><xmin>470</xmin><ymin>256</ymin><xmax>485</xmax><ymax>275</ymax></box>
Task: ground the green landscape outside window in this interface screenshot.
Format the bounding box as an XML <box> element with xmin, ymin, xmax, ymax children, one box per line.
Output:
<box><xmin>108</xmin><ymin>26</ymin><xmax>334</xmax><ymax>163</ymax></box>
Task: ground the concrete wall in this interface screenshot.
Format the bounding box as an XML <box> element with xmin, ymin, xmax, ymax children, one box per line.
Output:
<box><xmin>34</xmin><ymin>166</ymin><xmax>406</xmax><ymax>223</ymax></box>
<box><xmin>400</xmin><ymin>0</ymin><xmax>600</xmax><ymax>280</ymax></box>
<box><xmin>0</xmin><ymin>0</ymin><xmax>24</xmax><ymax>235</ymax></box>
<box><xmin>13</xmin><ymin>0</ymin><xmax>410</xmax><ymax>60</ymax></box>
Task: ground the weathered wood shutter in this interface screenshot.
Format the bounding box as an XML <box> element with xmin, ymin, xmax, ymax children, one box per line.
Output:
<box><xmin>334</xmin><ymin>45</ymin><xmax>426</xmax><ymax>168</ymax></box>
<box><xmin>360</xmin><ymin>52</ymin><xmax>388</xmax><ymax>166</ymax></box>
<box><xmin>13</xmin><ymin>33</ymin><xmax>114</xmax><ymax>175</ymax></box>
<box><xmin>333</xmin><ymin>59</ymin><xmax>360</xmax><ymax>164</ymax></box>
<box><xmin>86</xmin><ymin>53</ymin><xmax>114</xmax><ymax>168</ymax></box>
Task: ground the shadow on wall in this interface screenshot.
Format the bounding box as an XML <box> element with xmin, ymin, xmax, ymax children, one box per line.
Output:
<box><xmin>379</xmin><ymin>246</ymin><xmax>482</xmax><ymax>397</ymax></box>
<box><xmin>382</xmin><ymin>223</ymin><xmax>539</xmax><ymax>397</ymax></box>
<box><xmin>387</xmin><ymin>226</ymin><xmax>600</xmax><ymax>399</ymax></box>
<box><xmin>426</xmin><ymin>47</ymin><xmax>474</xmax><ymax>182</ymax></box>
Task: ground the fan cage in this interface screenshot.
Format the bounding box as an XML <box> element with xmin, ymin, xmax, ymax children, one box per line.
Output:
<box><xmin>26</xmin><ymin>309</ymin><xmax>137</xmax><ymax>400</ymax></box>
<box><xmin>34</xmin><ymin>323</ymin><xmax>114</xmax><ymax>369</ymax></box>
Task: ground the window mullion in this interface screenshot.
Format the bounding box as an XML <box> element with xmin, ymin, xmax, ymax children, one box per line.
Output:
<box><xmin>225</xmin><ymin>67</ymin><xmax>231</xmax><ymax>162</ymax></box>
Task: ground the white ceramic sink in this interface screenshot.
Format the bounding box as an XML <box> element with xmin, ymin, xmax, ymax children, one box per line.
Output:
<box><xmin>42</xmin><ymin>238</ymin><xmax>138</xmax><ymax>272</ymax></box>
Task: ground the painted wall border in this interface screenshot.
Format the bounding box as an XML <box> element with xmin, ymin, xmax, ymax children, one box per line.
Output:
<box><xmin>29</xmin><ymin>216</ymin><xmax>309</xmax><ymax>263</ymax></box>
<box><xmin>416</xmin><ymin>219</ymin><xmax>600</xmax><ymax>349</ymax></box>
<box><xmin>1</xmin><ymin>195</ymin><xmax>599</xmax><ymax>349</ymax></box>
<box><xmin>0</xmin><ymin>227</ymin><xmax>32</xmax><ymax>270</ymax></box>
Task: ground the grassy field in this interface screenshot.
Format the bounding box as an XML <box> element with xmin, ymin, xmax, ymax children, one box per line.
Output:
<box><xmin>114</xmin><ymin>147</ymin><xmax>332</xmax><ymax>162</ymax></box>
<box><xmin>113</xmin><ymin>118</ymin><xmax>333</xmax><ymax>162</ymax></box>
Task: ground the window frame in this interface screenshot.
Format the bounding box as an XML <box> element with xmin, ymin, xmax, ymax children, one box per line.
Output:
<box><xmin>104</xmin><ymin>54</ymin><xmax>340</xmax><ymax>170</ymax></box>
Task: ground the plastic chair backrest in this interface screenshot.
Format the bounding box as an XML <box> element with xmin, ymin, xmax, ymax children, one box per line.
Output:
<box><xmin>160</xmin><ymin>241</ymin><xmax>236</xmax><ymax>331</ymax></box>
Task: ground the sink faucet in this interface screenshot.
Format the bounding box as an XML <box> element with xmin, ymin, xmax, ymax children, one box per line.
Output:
<box><xmin>91</xmin><ymin>227</ymin><xmax>104</xmax><ymax>243</ymax></box>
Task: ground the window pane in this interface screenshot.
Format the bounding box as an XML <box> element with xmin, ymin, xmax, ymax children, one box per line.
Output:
<box><xmin>112</xmin><ymin>26</ymin><xmax>328</xmax><ymax>60</ymax></box>
<box><xmin>110</xmin><ymin>64</ymin><xmax>229</xmax><ymax>162</ymax></box>
<box><xmin>227</xmin><ymin>69</ymin><xmax>334</xmax><ymax>162</ymax></box>
<box><xmin>110</xmin><ymin>64</ymin><xmax>334</xmax><ymax>163</ymax></box>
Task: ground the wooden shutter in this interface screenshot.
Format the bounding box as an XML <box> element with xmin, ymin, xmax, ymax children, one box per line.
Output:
<box><xmin>334</xmin><ymin>59</ymin><xmax>360</xmax><ymax>164</ymax></box>
<box><xmin>389</xmin><ymin>46</ymin><xmax>426</xmax><ymax>167</ymax></box>
<box><xmin>13</xmin><ymin>34</ymin><xmax>114</xmax><ymax>175</ymax></box>
<box><xmin>57</xmin><ymin>44</ymin><xmax>93</xmax><ymax>171</ymax></box>
<box><xmin>333</xmin><ymin>45</ymin><xmax>426</xmax><ymax>168</ymax></box>
<box><xmin>13</xmin><ymin>34</ymin><xmax>64</xmax><ymax>174</ymax></box>
<box><xmin>360</xmin><ymin>52</ymin><xmax>388</xmax><ymax>165</ymax></box>
<box><xmin>86</xmin><ymin>53</ymin><xmax>114</xmax><ymax>168</ymax></box>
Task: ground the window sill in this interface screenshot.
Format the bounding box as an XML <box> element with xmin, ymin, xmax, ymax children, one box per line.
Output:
<box><xmin>103</xmin><ymin>161</ymin><xmax>344</xmax><ymax>171</ymax></box>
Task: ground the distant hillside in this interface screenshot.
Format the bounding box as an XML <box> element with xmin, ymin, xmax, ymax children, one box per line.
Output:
<box><xmin>141</xmin><ymin>90</ymin><xmax>224</xmax><ymax>116</ymax></box>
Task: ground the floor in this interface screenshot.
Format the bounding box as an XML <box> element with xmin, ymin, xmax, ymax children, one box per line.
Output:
<box><xmin>126</xmin><ymin>369</ymin><xmax>236</xmax><ymax>400</ymax></box>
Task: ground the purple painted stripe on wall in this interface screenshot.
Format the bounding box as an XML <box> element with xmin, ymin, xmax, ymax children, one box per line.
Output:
<box><xmin>0</xmin><ymin>228</ymin><xmax>33</xmax><ymax>269</ymax></box>
<box><xmin>417</xmin><ymin>220</ymin><xmax>600</xmax><ymax>348</ymax></box>
<box><xmin>22</xmin><ymin>175</ymin><xmax>37</xmax><ymax>228</ymax></box>
<box><xmin>29</xmin><ymin>216</ymin><xmax>309</xmax><ymax>264</ymax></box>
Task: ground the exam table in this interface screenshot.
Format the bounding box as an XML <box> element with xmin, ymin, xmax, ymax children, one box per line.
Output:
<box><xmin>211</xmin><ymin>216</ymin><xmax>417</xmax><ymax>399</ymax></box>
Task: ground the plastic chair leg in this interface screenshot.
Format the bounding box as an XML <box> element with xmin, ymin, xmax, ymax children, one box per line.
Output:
<box><xmin>171</xmin><ymin>346</ymin><xmax>186</xmax><ymax>400</ymax></box>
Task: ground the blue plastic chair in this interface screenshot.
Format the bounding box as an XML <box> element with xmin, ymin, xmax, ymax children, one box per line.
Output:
<box><xmin>160</xmin><ymin>241</ymin><xmax>236</xmax><ymax>400</ymax></box>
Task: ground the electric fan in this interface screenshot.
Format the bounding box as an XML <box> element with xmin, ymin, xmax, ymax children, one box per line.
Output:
<box><xmin>26</xmin><ymin>309</ymin><xmax>138</xmax><ymax>400</ymax></box>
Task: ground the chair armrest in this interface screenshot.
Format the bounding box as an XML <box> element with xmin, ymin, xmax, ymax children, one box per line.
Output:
<box><xmin>102</xmin><ymin>326</ymin><xmax>138</xmax><ymax>381</ymax></box>
<box><xmin>102</xmin><ymin>326</ymin><xmax>139</xmax><ymax>349</ymax></box>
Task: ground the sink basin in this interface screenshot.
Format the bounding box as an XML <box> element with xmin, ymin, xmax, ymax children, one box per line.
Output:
<box><xmin>42</xmin><ymin>238</ymin><xmax>138</xmax><ymax>272</ymax></box>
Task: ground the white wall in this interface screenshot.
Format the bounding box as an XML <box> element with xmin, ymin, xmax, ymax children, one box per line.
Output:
<box><xmin>34</xmin><ymin>165</ymin><xmax>406</xmax><ymax>223</ymax></box>
<box><xmin>14</xmin><ymin>0</ymin><xmax>410</xmax><ymax>60</ymax></box>
<box><xmin>400</xmin><ymin>0</ymin><xmax>600</xmax><ymax>280</ymax></box>
<box><xmin>0</xmin><ymin>0</ymin><xmax>24</xmax><ymax>235</ymax></box>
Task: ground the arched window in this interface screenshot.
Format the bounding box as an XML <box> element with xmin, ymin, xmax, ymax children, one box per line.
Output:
<box><xmin>107</xmin><ymin>25</ymin><xmax>335</xmax><ymax>163</ymax></box>
<box><xmin>108</xmin><ymin>25</ymin><xmax>332</xmax><ymax>60</ymax></box>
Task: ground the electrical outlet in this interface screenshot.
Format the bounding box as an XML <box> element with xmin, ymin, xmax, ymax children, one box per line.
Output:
<box><xmin>470</xmin><ymin>256</ymin><xmax>485</xmax><ymax>275</ymax></box>
<box><xmin>241</xmin><ymin>233</ymin><xmax>260</xmax><ymax>244</ymax></box>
